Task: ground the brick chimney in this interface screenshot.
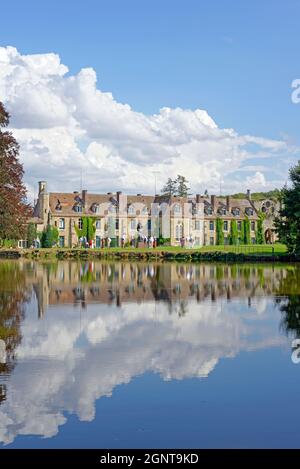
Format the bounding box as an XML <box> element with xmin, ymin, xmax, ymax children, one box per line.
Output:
<box><xmin>211</xmin><ymin>194</ymin><xmax>216</xmax><ymax>211</ymax></box>
<box><xmin>82</xmin><ymin>189</ymin><xmax>87</xmax><ymax>206</ymax></box>
<box><xmin>196</xmin><ymin>194</ymin><xmax>201</xmax><ymax>203</ymax></box>
<box><xmin>226</xmin><ymin>195</ymin><xmax>231</xmax><ymax>212</ymax></box>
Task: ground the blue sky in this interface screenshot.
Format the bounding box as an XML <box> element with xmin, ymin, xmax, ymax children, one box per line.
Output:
<box><xmin>1</xmin><ymin>0</ymin><xmax>299</xmax><ymax>195</ymax></box>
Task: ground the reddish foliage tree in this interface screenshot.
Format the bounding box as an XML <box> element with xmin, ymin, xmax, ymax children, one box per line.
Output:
<box><xmin>0</xmin><ymin>102</ymin><xmax>31</xmax><ymax>240</ymax></box>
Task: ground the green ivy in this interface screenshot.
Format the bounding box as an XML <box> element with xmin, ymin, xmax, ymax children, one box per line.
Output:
<box><xmin>216</xmin><ymin>218</ymin><xmax>224</xmax><ymax>245</ymax></box>
<box><xmin>74</xmin><ymin>217</ymin><xmax>96</xmax><ymax>242</ymax></box>
<box><xmin>255</xmin><ymin>213</ymin><xmax>264</xmax><ymax>244</ymax></box>
<box><xmin>230</xmin><ymin>219</ymin><xmax>238</xmax><ymax>245</ymax></box>
<box><xmin>241</xmin><ymin>216</ymin><xmax>251</xmax><ymax>244</ymax></box>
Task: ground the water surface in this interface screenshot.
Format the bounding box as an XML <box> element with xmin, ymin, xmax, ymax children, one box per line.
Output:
<box><xmin>0</xmin><ymin>260</ymin><xmax>300</xmax><ymax>448</ymax></box>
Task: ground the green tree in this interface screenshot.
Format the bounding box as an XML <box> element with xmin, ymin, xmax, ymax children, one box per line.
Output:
<box><xmin>229</xmin><ymin>219</ymin><xmax>238</xmax><ymax>245</ymax></box>
<box><xmin>255</xmin><ymin>213</ymin><xmax>264</xmax><ymax>244</ymax></box>
<box><xmin>0</xmin><ymin>102</ymin><xmax>31</xmax><ymax>240</ymax></box>
<box><xmin>26</xmin><ymin>222</ymin><xmax>37</xmax><ymax>247</ymax></box>
<box><xmin>41</xmin><ymin>225</ymin><xmax>59</xmax><ymax>248</ymax></box>
<box><xmin>275</xmin><ymin>161</ymin><xmax>300</xmax><ymax>253</ymax></box>
<box><xmin>216</xmin><ymin>218</ymin><xmax>224</xmax><ymax>245</ymax></box>
<box><xmin>161</xmin><ymin>177</ymin><xmax>177</xmax><ymax>197</ymax></box>
<box><xmin>242</xmin><ymin>217</ymin><xmax>251</xmax><ymax>244</ymax></box>
<box><xmin>175</xmin><ymin>175</ymin><xmax>191</xmax><ymax>197</ymax></box>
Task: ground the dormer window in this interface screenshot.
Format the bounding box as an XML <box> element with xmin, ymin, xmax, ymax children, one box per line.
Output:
<box><xmin>142</xmin><ymin>206</ymin><xmax>148</xmax><ymax>215</ymax></box>
<box><xmin>205</xmin><ymin>205</ymin><xmax>213</xmax><ymax>215</ymax></box>
<box><xmin>91</xmin><ymin>203</ymin><xmax>100</xmax><ymax>213</ymax></box>
<box><xmin>55</xmin><ymin>199</ymin><xmax>62</xmax><ymax>211</ymax></box>
<box><xmin>218</xmin><ymin>207</ymin><xmax>226</xmax><ymax>215</ymax></box>
<box><xmin>128</xmin><ymin>205</ymin><xmax>135</xmax><ymax>214</ymax></box>
<box><xmin>74</xmin><ymin>205</ymin><xmax>83</xmax><ymax>213</ymax></box>
<box><xmin>232</xmin><ymin>207</ymin><xmax>240</xmax><ymax>216</ymax></box>
<box><xmin>245</xmin><ymin>207</ymin><xmax>254</xmax><ymax>216</ymax></box>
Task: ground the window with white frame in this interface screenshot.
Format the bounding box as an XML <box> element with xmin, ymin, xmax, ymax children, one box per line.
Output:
<box><xmin>128</xmin><ymin>205</ymin><xmax>135</xmax><ymax>214</ymax></box>
<box><xmin>95</xmin><ymin>219</ymin><xmax>101</xmax><ymax>230</ymax></box>
<box><xmin>58</xmin><ymin>218</ymin><xmax>65</xmax><ymax>230</ymax></box>
<box><xmin>130</xmin><ymin>219</ymin><xmax>136</xmax><ymax>229</ymax></box>
<box><xmin>74</xmin><ymin>205</ymin><xmax>82</xmax><ymax>213</ymax></box>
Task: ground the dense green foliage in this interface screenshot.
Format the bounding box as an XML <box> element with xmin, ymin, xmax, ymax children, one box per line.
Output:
<box><xmin>216</xmin><ymin>218</ymin><xmax>224</xmax><ymax>245</ymax></box>
<box><xmin>275</xmin><ymin>161</ymin><xmax>300</xmax><ymax>253</ymax></box>
<box><xmin>241</xmin><ymin>217</ymin><xmax>251</xmax><ymax>245</ymax></box>
<box><xmin>41</xmin><ymin>225</ymin><xmax>59</xmax><ymax>248</ymax></box>
<box><xmin>230</xmin><ymin>189</ymin><xmax>281</xmax><ymax>201</ymax></box>
<box><xmin>229</xmin><ymin>220</ymin><xmax>238</xmax><ymax>245</ymax></box>
<box><xmin>26</xmin><ymin>223</ymin><xmax>37</xmax><ymax>247</ymax></box>
<box><xmin>75</xmin><ymin>217</ymin><xmax>96</xmax><ymax>242</ymax></box>
<box><xmin>255</xmin><ymin>214</ymin><xmax>264</xmax><ymax>244</ymax></box>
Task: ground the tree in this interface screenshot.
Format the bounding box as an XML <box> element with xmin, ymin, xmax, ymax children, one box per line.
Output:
<box><xmin>175</xmin><ymin>175</ymin><xmax>191</xmax><ymax>197</ymax></box>
<box><xmin>0</xmin><ymin>102</ymin><xmax>31</xmax><ymax>240</ymax></box>
<box><xmin>216</xmin><ymin>218</ymin><xmax>224</xmax><ymax>245</ymax></box>
<box><xmin>230</xmin><ymin>220</ymin><xmax>238</xmax><ymax>245</ymax></box>
<box><xmin>255</xmin><ymin>213</ymin><xmax>264</xmax><ymax>244</ymax></box>
<box><xmin>242</xmin><ymin>217</ymin><xmax>251</xmax><ymax>244</ymax></box>
<box><xmin>275</xmin><ymin>161</ymin><xmax>300</xmax><ymax>253</ymax></box>
<box><xmin>161</xmin><ymin>178</ymin><xmax>177</xmax><ymax>197</ymax></box>
<box><xmin>161</xmin><ymin>175</ymin><xmax>191</xmax><ymax>198</ymax></box>
<box><xmin>41</xmin><ymin>225</ymin><xmax>59</xmax><ymax>248</ymax></box>
<box><xmin>26</xmin><ymin>222</ymin><xmax>37</xmax><ymax>247</ymax></box>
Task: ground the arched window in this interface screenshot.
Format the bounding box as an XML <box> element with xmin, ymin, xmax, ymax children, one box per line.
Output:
<box><xmin>173</xmin><ymin>204</ymin><xmax>182</xmax><ymax>215</ymax></box>
<box><xmin>128</xmin><ymin>205</ymin><xmax>135</xmax><ymax>214</ymax></box>
<box><xmin>175</xmin><ymin>224</ymin><xmax>183</xmax><ymax>240</ymax></box>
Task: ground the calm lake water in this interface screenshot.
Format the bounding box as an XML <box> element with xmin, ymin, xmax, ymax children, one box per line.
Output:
<box><xmin>0</xmin><ymin>259</ymin><xmax>300</xmax><ymax>448</ymax></box>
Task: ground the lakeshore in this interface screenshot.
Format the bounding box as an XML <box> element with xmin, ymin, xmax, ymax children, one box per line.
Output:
<box><xmin>0</xmin><ymin>243</ymin><xmax>295</xmax><ymax>262</ymax></box>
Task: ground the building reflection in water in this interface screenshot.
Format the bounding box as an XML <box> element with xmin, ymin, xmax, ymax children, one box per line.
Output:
<box><xmin>0</xmin><ymin>259</ymin><xmax>300</xmax><ymax>445</ymax></box>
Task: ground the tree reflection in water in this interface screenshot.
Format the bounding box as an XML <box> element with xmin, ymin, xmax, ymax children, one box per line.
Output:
<box><xmin>0</xmin><ymin>261</ymin><xmax>29</xmax><ymax>381</ymax></box>
<box><xmin>275</xmin><ymin>266</ymin><xmax>300</xmax><ymax>338</ymax></box>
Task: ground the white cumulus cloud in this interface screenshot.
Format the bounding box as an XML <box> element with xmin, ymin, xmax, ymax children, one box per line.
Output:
<box><xmin>0</xmin><ymin>46</ymin><xmax>297</xmax><ymax>199</ymax></box>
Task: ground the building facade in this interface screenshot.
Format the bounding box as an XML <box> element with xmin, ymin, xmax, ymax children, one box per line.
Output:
<box><xmin>28</xmin><ymin>181</ymin><xmax>279</xmax><ymax>248</ymax></box>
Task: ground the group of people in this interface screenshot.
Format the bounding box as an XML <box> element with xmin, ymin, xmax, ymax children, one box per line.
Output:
<box><xmin>180</xmin><ymin>236</ymin><xmax>195</xmax><ymax>249</ymax></box>
<box><xmin>120</xmin><ymin>234</ymin><xmax>158</xmax><ymax>248</ymax></box>
<box><xmin>78</xmin><ymin>236</ymin><xmax>112</xmax><ymax>249</ymax></box>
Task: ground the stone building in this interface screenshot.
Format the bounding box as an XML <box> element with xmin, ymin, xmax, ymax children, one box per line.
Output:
<box><xmin>27</xmin><ymin>181</ymin><xmax>279</xmax><ymax>248</ymax></box>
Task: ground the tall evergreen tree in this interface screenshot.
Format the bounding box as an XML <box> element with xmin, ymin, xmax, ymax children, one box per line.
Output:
<box><xmin>161</xmin><ymin>177</ymin><xmax>177</xmax><ymax>197</ymax></box>
<box><xmin>275</xmin><ymin>161</ymin><xmax>300</xmax><ymax>253</ymax></box>
<box><xmin>0</xmin><ymin>102</ymin><xmax>31</xmax><ymax>241</ymax></box>
<box><xmin>175</xmin><ymin>175</ymin><xmax>191</xmax><ymax>197</ymax></box>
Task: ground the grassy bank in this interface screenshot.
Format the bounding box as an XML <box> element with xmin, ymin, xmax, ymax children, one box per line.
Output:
<box><xmin>0</xmin><ymin>243</ymin><xmax>293</xmax><ymax>262</ymax></box>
